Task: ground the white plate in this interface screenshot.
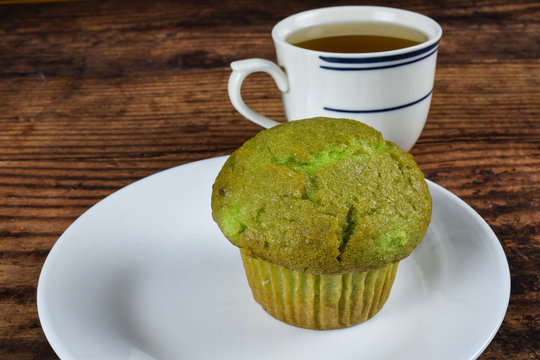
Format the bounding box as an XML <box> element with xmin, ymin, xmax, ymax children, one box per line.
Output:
<box><xmin>37</xmin><ymin>156</ymin><xmax>510</xmax><ymax>360</ymax></box>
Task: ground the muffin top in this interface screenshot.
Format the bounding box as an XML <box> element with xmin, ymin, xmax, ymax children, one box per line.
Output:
<box><xmin>211</xmin><ymin>117</ymin><xmax>432</xmax><ymax>274</ymax></box>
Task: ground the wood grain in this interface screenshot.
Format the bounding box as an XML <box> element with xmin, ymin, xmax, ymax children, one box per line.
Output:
<box><xmin>0</xmin><ymin>0</ymin><xmax>538</xmax><ymax>358</ymax></box>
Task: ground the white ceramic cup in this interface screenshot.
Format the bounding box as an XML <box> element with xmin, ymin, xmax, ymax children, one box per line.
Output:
<box><xmin>228</xmin><ymin>6</ymin><xmax>442</xmax><ymax>151</ymax></box>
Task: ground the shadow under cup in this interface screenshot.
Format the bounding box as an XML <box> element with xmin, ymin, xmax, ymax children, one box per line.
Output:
<box><xmin>229</xmin><ymin>6</ymin><xmax>442</xmax><ymax>151</ymax></box>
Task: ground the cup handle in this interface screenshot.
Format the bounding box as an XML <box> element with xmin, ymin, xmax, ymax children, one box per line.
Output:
<box><xmin>228</xmin><ymin>59</ymin><xmax>289</xmax><ymax>128</ymax></box>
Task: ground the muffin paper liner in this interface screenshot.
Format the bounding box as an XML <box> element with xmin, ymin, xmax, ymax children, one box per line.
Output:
<box><xmin>240</xmin><ymin>249</ymin><xmax>399</xmax><ymax>330</ymax></box>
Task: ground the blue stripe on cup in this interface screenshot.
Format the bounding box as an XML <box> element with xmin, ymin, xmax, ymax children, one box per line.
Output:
<box><xmin>323</xmin><ymin>89</ymin><xmax>433</xmax><ymax>114</ymax></box>
<box><xmin>319</xmin><ymin>41</ymin><xmax>439</xmax><ymax>64</ymax></box>
<box><xmin>320</xmin><ymin>47</ymin><xmax>438</xmax><ymax>71</ymax></box>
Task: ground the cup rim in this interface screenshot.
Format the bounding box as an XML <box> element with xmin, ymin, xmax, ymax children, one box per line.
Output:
<box><xmin>271</xmin><ymin>5</ymin><xmax>443</xmax><ymax>59</ymax></box>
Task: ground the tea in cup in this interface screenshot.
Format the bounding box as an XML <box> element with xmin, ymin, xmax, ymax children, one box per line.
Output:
<box><xmin>228</xmin><ymin>6</ymin><xmax>442</xmax><ymax>151</ymax></box>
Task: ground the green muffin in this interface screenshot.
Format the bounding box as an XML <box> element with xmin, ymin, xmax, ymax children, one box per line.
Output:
<box><xmin>211</xmin><ymin>117</ymin><xmax>431</xmax><ymax>329</ymax></box>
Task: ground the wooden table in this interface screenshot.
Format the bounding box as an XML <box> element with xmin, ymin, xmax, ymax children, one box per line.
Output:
<box><xmin>0</xmin><ymin>0</ymin><xmax>538</xmax><ymax>358</ymax></box>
